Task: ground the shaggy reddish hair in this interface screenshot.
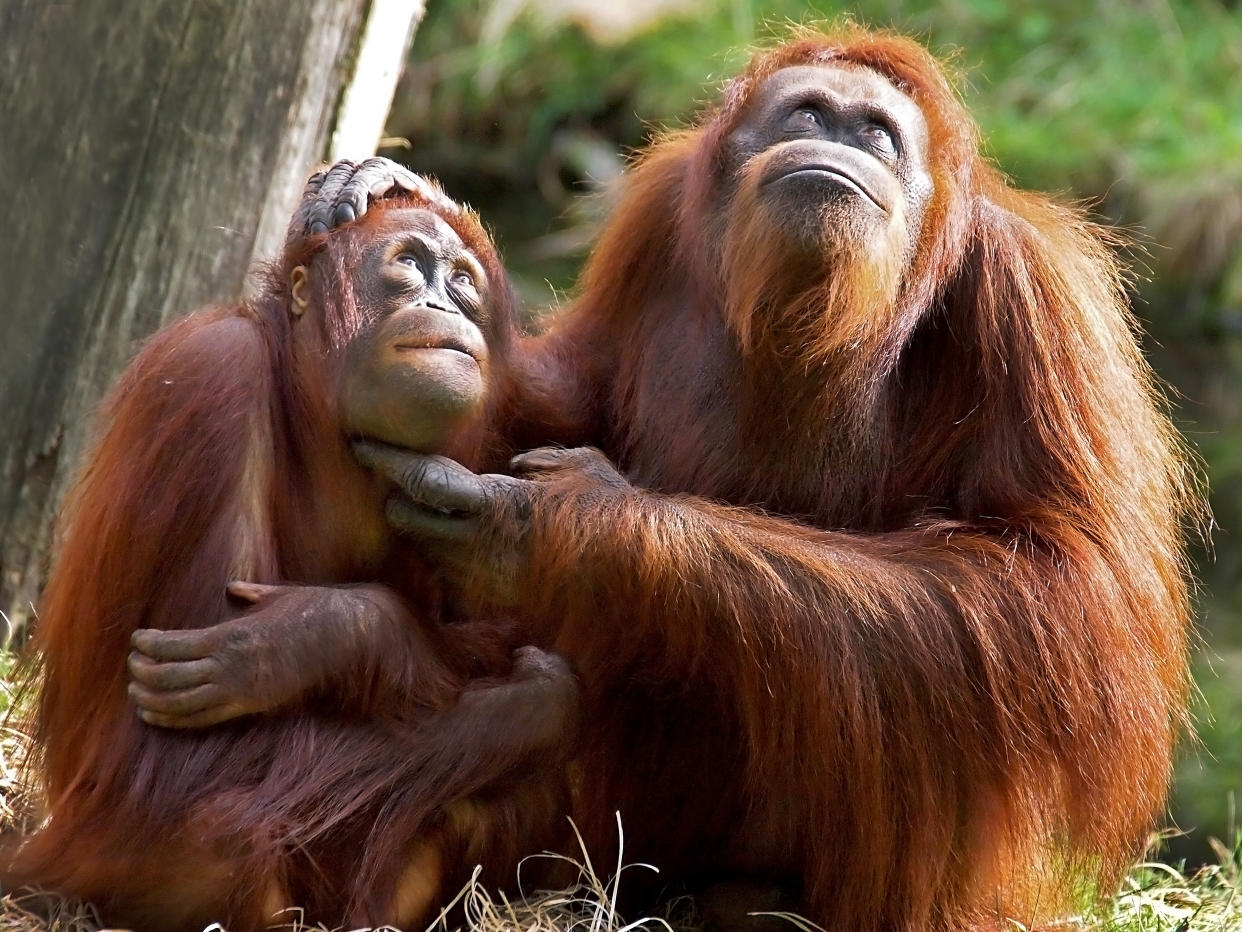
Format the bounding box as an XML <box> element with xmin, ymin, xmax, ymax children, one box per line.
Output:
<box><xmin>494</xmin><ymin>24</ymin><xmax>1197</xmax><ymax>931</ymax></box>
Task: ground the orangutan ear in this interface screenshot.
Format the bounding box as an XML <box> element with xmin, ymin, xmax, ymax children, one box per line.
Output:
<box><xmin>290</xmin><ymin>266</ymin><xmax>310</xmax><ymax>316</ymax></box>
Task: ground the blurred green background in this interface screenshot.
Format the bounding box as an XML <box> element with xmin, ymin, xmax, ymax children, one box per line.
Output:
<box><xmin>381</xmin><ymin>0</ymin><xmax>1242</xmax><ymax>862</ymax></box>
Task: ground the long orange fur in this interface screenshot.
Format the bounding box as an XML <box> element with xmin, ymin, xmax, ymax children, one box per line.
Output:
<box><xmin>491</xmin><ymin>25</ymin><xmax>1196</xmax><ymax>931</ymax></box>
<box><xmin>3</xmin><ymin>196</ymin><xmax>567</xmax><ymax>931</ymax></box>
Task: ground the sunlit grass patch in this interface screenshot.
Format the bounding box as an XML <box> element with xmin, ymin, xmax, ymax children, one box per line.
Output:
<box><xmin>1078</xmin><ymin>843</ymin><xmax>1241</xmax><ymax>932</ymax></box>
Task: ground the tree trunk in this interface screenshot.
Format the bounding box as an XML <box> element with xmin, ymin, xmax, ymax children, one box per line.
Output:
<box><xmin>0</xmin><ymin>0</ymin><xmax>424</xmax><ymax>634</ymax></box>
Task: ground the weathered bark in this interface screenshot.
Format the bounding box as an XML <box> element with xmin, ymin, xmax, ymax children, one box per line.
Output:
<box><xmin>0</xmin><ymin>0</ymin><xmax>423</xmax><ymax>634</ymax></box>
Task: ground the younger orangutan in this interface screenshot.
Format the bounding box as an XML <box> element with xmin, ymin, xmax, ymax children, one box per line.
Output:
<box><xmin>3</xmin><ymin>188</ymin><xmax>577</xmax><ymax>932</ymax></box>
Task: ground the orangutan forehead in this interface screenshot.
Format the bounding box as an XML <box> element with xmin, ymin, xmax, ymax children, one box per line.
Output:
<box><xmin>367</xmin><ymin>207</ymin><xmax>464</xmax><ymax>248</ymax></box>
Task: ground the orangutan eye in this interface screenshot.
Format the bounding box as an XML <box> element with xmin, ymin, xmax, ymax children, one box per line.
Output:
<box><xmin>786</xmin><ymin>107</ymin><xmax>822</xmax><ymax>133</ymax></box>
<box><xmin>861</xmin><ymin>122</ymin><xmax>897</xmax><ymax>157</ymax></box>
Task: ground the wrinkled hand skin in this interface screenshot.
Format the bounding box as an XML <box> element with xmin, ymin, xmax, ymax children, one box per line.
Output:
<box><xmin>128</xmin><ymin>582</ymin><xmax>387</xmax><ymax>728</ymax></box>
<box><xmin>354</xmin><ymin>443</ymin><xmax>629</xmax><ymax>610</ymax></box>
<box><xmin>286</xmin><ymin>156</ymin><xmax>457</xmax><ymax>243</ymax></box>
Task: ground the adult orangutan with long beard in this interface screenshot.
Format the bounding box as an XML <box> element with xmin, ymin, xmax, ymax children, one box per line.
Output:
<box><xmin>133</xmin><ymin>25</ymin><xmax>1195</xmax><ymax>932</ymax></box>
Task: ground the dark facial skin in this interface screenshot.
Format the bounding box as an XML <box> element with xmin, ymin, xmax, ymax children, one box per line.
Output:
<box><xmin>327</xmin><ymin>207</ymin><xmax>493</xmax><ymax>451</ymax></box>
<box><xmin>726</xmin><ymin>64</ymin><xmax>934</xmax><ymax>255</ymax></box>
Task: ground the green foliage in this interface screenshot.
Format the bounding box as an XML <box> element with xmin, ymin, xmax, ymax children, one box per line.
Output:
<box><xmin>889</xmin><ymin>0</ymin><xmax>1242</xmax><ymax>185</ymax></box>
<box><xmin>1177</xmin><ymin>648</ymin><xmax>1242</xmax><ymax>845</ymax></box>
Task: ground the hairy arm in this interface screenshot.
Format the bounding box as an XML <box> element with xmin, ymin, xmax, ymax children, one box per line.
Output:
<box><xmin>496</xmin><ymin>324</ymin><xmax>611</xmax><ymax>453</ymax></box>
<box><xmin>358</xmin><ymin>444</ymin><xmax>1184</xmax><ymax>863</ymax></box>
<box><xmin>32</xmin><ymin>311</ymin><xmax>279</xmax><ymax>783</ymax></box>
<box><xmin>126</xmin><ymin>573</ymin><xmax>569</xmax><ymax>729</ymax></box>
<box><xmin>127</xmin><ymin>581</ymin><xmax>468</xmax><ymax>727</ymax></box>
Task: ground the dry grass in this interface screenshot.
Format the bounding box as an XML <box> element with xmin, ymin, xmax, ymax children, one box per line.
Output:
<box><xmin>0</xmin><ymin>892</ymin><xmax>100</xmax><ymax>932</ymax></box>
<box><xmin>0</xmin><ymin>810</ymin><xmax>688</xmax><ymax>932</ymax></box>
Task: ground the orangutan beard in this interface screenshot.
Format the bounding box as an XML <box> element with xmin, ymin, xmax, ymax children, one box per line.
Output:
<box><xmin>719</xmin><ymin>163</ymin><xmax>911</xmax><ymax>368</ymax></box>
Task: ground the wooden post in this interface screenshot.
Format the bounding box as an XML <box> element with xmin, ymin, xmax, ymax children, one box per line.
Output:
<box><xmin>0</xmin><ymin>0</ymin><xmax>424</xmax><ymax>634</ymax></box>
